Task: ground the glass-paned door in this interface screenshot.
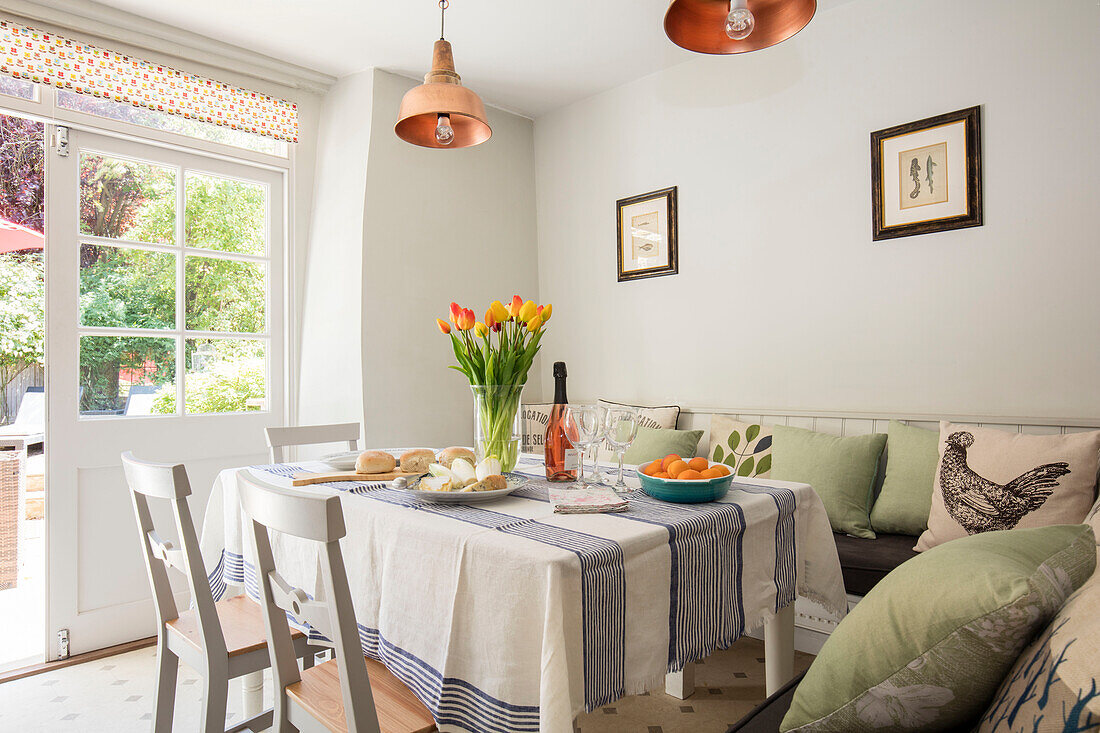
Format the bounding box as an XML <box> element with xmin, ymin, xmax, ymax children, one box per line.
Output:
<box><xmin>46</xmin><ymin>128</ymin><xmax>286</xmax><ymax>655</ymax></box>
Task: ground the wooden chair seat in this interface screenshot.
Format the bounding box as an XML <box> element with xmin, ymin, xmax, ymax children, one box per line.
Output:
<box><xmin>167</xmin><ymin>595</ymin><xmax>304</xmax><ymax>657</ymax></box>
<box><xmin>286</xmin><ymin>655</ymin><xmax>435</xmax><ymax>733</ymax></box>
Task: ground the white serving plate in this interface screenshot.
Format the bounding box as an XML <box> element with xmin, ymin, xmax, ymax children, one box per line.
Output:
<box><xmin>395</xmin><ymin>473</ymin><xmax>528</xmax><ymax>503</ymax></box>
<box><xmin>319</xmin><ymin>451</ymin><xmax>360</xmax><ymax>470</ymax></box>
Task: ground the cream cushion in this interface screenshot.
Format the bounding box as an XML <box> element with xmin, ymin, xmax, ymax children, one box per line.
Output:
<box><xmin>597</xmin><ymin>399</ymin><xmax>679</xmax><ymax>461</ymax></box>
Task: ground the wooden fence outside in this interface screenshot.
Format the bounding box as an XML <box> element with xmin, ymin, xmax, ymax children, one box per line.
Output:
<box><xmin>1</xmin><ymin>362</ymin><xmax>44</xmax><ymax>425</ymax></box>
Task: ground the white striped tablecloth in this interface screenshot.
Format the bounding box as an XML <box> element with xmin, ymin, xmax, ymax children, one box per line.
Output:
<box><xmin>198</xmin><ymin>453</ymin><xmax>847</xmax><ymax>733</ymax></box>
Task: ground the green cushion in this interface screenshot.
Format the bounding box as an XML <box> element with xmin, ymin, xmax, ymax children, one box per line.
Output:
<box><xmin>623</xmin><ymin>426</ymin><xmax>704</xmax><ymax>465</ymax></box>
<box><xmin>869</xmin><ymin>421</ymin><xmax>939</xmax><ymax>537</ymax></box>
<box><xmin>780</xmin><ymin>524</ymin><xmax>1097</xmax><ymax>732</ymax></box>
<box><xmin>770</xmin><ymin>426</ymin><xmax>886</xmax><ymax>539</ymax></box>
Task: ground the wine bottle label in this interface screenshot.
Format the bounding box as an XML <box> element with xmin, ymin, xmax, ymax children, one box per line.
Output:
<box><xmin>564</xmin><ymin>449</ymin><xmax>579</xmax><ymax>470</ymax></box>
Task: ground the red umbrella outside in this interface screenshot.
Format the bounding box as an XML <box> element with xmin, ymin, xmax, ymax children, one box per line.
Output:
<box><xmin>0</xmin><ymin>218</ymin><xmax>43</xmax><ymax>254</ymax></box>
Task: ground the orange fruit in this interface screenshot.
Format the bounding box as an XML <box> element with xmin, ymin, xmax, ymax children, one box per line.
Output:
<box><xmin>654</xmin><ymin>471</ymin><xmax>670</xmax><ymax>479</ymax></box>
<box><xmin>642</xmin><ymin>460</ymin><xmax>662</xmax><ymax>476</ymax></box>
<box><xmin>661</xmin><ymin>453</ymin><xmax>682</xmax><ymax>471</ymax></box>
<box><xmin>666</xmin><ymin>460</ymin><xmax>690</xmax><ymax>478</ymax></box>
<box><xmin>676</xmin><ymin>469</ymin><xmax>703</xmax><ymax>480</ymax></box>
<box><xmin>700</xmin><ymin>467</ymin><xmax>724</xmax><ymax>479</ymax></box>
<box><xmin>687</xmin><ymin>457</ymin><xmax>709</xmax><ymax>472</ymax></box>
<box><xmin>709</xmin><ymin>465</ymin><xmax>730</xmax><ymax>477</ymax></box>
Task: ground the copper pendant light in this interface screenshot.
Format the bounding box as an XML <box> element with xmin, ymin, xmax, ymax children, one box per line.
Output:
<box><xmin>395</xmin><ymin>0</ymin><xmax>492</xmax><ymax>149</ymax></box>
<box><xmin>664</xmin><ymin>0</ymin><xmax>816</xmax><ymax>55</ymax></box>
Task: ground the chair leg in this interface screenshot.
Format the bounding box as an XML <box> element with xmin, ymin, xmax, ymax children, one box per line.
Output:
<box><xmin>200</xmin><ymin>671</ymin><xmax>229</xmax><ymax>733</ymax></box>
<box><xmin>152</xmin><ymin>641</ymin><xmax>178</xmax><ymax>733</ymax></box>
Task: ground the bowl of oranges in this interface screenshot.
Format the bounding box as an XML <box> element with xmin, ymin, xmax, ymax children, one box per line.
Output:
<box><xmin>636</xmin><ymin>454</ymin><xmax>734</xmax><ymax>503</ymax></box>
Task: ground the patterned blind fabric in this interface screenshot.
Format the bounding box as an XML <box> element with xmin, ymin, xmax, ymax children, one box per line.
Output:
<box><xmin>0</xmin><ymin>20</ymin><xmax>298</xmax><ymax>143</ymax></box>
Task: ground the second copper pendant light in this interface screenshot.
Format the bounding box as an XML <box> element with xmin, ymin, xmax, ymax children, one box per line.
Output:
<box><xmin>664</xmin><ymin>0</ymin><xmax>816</xmax><ymax>55</ymax></box>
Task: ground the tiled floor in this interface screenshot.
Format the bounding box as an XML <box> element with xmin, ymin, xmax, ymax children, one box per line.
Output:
<box><xmin>0</xmin><ymin>636</ymin><xmax>813</xmax><ymax>732</ymax></box>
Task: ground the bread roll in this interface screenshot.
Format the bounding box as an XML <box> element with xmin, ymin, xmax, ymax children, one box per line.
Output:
<box><xmin>438</xmin><ymin>446</ymin><xmax>476</xmax><ymax>468</ymax></box>
<box><xmin>399</xmin><ymin>448</ymin><xmax>435</xmax><ymax>474</ymax></box>
<box><xmin>476</xmin><ymin>474</ymin><xmax>508</xmax><ymax>491</ymax></box>
<box><xmin>355</xmin><ymin>450</ymin><xmax>396</xmax><ymax>474</ymax></box>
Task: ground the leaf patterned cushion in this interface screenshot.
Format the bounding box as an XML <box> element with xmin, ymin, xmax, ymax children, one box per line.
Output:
<box><xmin>976</xmin><ymin>543</ymin><xmax>1100</xmax><ymax>732</ymax></box>
<box><xmin>708</xmin><ymin>416</ymin><xmax>773</xmax><ymax>478</ymax></box>
<box><xmin>781</xmin><ymin>525</ymin><xmax>1097</xmax><ymax>732</ymax></box>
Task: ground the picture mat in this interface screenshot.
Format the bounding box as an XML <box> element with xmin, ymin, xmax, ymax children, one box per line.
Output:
<box><xmin>620</xmin><ymin>195</ymin><xmax>669</xmax><ymax>273</ymax></box>
<box><xmin>880</xmin><ymin>119</ymin><xmax>968</xmax><ymax>227</ymax></box>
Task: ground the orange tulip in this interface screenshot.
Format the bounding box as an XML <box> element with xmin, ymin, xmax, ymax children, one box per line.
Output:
<box><xmin>508</xmin><ymin>295</ymin><xmax>523</xmax><ymax>319</ymax></box>
<box><xmin>485</xmin><ymin>307</ymin><xmax>497</xmax><ymax>329</ymax></box>
<box><xmin>456</xmin><ymin>308</ymin><xmax>476</xmax><ymax>331</ymax></box>
<box><xmin>436</xmin><ymin>318</ymin><xmax>451</xmax><ymax>335</ymax></box>
<box><xmin>449</xmin><ymin>302</ymin><xmax>462</xmax><ymax>324</ymax></box>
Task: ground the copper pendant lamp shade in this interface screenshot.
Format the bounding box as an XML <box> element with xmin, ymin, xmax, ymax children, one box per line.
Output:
<box><xmin>395</xmin><ymin>1</ymin><xmax>491</xmax><ymax>149</ymax></box>
<box><xmin>664</xmin><ymin>0</ymin><xmax>816</xmax><ymax>55</ymax></box>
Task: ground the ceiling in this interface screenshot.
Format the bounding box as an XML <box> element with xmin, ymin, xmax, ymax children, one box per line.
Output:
<box><xmin>85</xmin><ymin>0</ymin><xmax>843</xmax><ymax>118</ymax></box>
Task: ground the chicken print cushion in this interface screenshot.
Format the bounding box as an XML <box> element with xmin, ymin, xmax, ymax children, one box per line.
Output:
<box><xmin>916</xmin><ymin>422</ymin><xmax>1100</xmax><ymax>551</ymax></box>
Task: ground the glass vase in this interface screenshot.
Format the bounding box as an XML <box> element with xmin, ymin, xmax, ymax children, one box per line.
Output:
<box><xmin>471</xmin><ymin>384</ymin><xmax>523</xmax><ymax>473</ymax></box>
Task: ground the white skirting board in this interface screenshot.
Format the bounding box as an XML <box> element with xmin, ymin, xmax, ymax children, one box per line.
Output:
<box><xmin>746</xmin><ymin>595</ymin><xmax>862</xmax><ymax>655</ymax></box>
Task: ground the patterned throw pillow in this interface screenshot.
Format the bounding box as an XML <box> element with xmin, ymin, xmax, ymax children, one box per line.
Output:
<box><xmin>596</xmin><ymin>399</ymin><xmax>679</xmax><ymax>461</ymax></box>
<box><xmin>916</xmin><ymin>422</ymin><xmax>1100</xmax><ymax>551</ymax></box>
<box><xmin>976</xmin><ymin>543</ymin><xmax>1100</xmax><ymax>732</ymax></box>
<box><xmin>780</xmin><ymin>525</ymin><xmax>1097</xmax><ymax>732</ymax></box>
<box><xmin>708</xmin><ymin>415</ymin><xmax>772</xmax><ymax>478</ymax></box>
<box><xmin>520</xmin><ymin>403</ymin><xmax>554</xmax><ymax>455</ymax></box>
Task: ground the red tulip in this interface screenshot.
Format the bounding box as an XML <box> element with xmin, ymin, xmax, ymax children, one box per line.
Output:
<box><xmin>509</xmin><ymin>295</ymin><xmax>523</xmax><ymax>319</ymax></box>
<box><xmin>436</xmin><ymin>318</ymin><xmax>451</xmax><ymax>335</ymax></box>
<box><xmin>449</xmin><ymin>302</ymin><xmax>462</xmax><ymax>324</ymax></box>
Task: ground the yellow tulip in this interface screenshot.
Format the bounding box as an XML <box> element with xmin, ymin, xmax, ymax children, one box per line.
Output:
<box><xmin>474</xmin><ymin>322</ymin><xmax>489</xmax><ymax>338</ymax></box>
<box><xmin>526</xmin><ymin>314</ymin><xmax>543</xmax><ymax>332</ymax></box>
<box><xmin>489</xmin><ymin>300</ymin><xmax>510</xmax><ymax>323</ymax></box>
<box><xmin>519</xmin><ymin>299</ymin><xmax>538</xmax><ymax>323</ymax></box>
<box><xmin>541</xmin><ymin>303</ymin><xmax>552</xmax><ymax>321</ymax></box>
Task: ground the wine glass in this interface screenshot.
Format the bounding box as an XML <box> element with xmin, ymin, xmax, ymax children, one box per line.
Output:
<box><xmin>564</xmin><ymin>405</ymin><xmax>602</xmax><ymax>487</ymax></box>
<box><xmin>604</xmin><ymin>407</ymin><xmax>639</xmax><ymax>494</ymax></box>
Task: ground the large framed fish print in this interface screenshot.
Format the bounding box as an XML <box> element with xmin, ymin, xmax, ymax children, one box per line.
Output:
<box><xmin>871</xmin><ymin>106</ymin><xmax>982</xmax><ymax>241</ymax></box>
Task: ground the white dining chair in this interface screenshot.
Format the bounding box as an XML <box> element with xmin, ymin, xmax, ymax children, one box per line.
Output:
<box><xmin>264</xmin><ymin>423</ymin><xmax>361</xmax><ymax>463</ymax></box>
<box><xmin>122</xmin><ymin>452</ymin><xmax>318</xmax><ymax>733</ymax></box>
<box><xmin>237</xmin><ymin>470</ymin><xmax>436</xmax><ymax>733</ymax></box>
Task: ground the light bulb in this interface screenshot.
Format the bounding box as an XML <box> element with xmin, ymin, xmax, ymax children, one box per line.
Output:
<box><xmin>435</xmin><ymin>114</ymin><xmax>454</xmax><ymax>145</ymax></box>
<box><xmin>725</xmin><ymin>5</ymin><xmax>755</xmax><ymax>40</ymax></box>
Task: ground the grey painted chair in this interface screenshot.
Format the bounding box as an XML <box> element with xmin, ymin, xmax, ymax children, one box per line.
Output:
<box><xmin>264</xmin><ymin>423</ymin><xmax>360</xmax><ymax>463</ymax></box>
<box><xmin>122</xmin><ymin>452</ymin><xmax>317</xmax><ymax>733</ymax></box>
<box><xmin>237</xmin><ymin>469</ymin><xmax>435</xmax><ymax>733</ymax></box>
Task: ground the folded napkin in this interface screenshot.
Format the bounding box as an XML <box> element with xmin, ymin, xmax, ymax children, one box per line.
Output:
<box><xmin>548</xmin><ymin>486</ymin><xmax>630</xmax><ymax>514</ymax></box>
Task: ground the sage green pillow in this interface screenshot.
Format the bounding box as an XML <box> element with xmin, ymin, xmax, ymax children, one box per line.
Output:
<box><xmin>780</xmin><ymin>524</ymin><xmax>1097</xmax><ymax>732</ymax></box>
<box><xmin>623</xmin><ymin>427</ymin><xmax>704</xmax><ymax>465</ymax></box>
<box><xmin>770</xmin><ymin>426</ymin><xmax>886</xmax><ymax>539</ymax></box>
<box><xmin>869</xmin><ymin>421</ymin><xmax>939</xmax><ymax>537</ymax></box>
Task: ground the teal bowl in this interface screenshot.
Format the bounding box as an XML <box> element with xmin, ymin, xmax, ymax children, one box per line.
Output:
<box><xmin>636</xmin><ymin>462</ymin><xmax>735</xmax><ymax>503</ymax></box>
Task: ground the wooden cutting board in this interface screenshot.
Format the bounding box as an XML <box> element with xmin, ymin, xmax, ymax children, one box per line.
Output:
<box><xmin>290</xmin><ymin>469</ymin><xmax>423</xmax><ymax>487</ymax></box>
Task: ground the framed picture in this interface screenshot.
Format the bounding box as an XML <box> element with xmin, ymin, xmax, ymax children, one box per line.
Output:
<box><xmin>616</xmin><ymin>186</ymin><xmax>678</xmax><ymax>282</ymax></box>
<box><xmin>871</xmin><ymin>106</ymin><xmax>982</xmax><ymax>241</ymax></box>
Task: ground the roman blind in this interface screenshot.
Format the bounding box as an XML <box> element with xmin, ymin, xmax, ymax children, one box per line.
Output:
<box><xmin>0</xmin><ymin>19</ymin><xmax>298</xmax><ymax>143</ymax></box>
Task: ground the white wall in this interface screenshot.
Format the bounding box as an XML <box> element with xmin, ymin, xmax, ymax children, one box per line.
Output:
<box><xmin>533</xmin><ymin>0</ymin><xmax>1100</xmax><ymax>420</ymax></box>
<box><xmin>301</xmin><ymin>69</ymin><xmax>541</xmax><ymax>449</ymax></box>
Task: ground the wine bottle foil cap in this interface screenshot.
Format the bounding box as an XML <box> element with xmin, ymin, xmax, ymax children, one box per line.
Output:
<box><xmin>553</xmin><ymin>361</ymin><xmax>567</xmax><ymax>378</ymax></box>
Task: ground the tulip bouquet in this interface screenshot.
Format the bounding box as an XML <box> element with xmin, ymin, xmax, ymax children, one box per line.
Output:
<box><xmin>436</xmin><ymin>296</ymin><xmax>552</xmax><ymax>472</ymax></box>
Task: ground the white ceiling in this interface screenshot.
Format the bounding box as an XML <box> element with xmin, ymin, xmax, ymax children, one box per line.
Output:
<box><xmin>85</xmin><ymin>0</ymin><xmax>844</xmax><ymax>118</ymax></box>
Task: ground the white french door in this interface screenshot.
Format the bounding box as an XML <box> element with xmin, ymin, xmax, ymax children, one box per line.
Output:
<box><xmin>45</xmin><ymin>127</ymin><xmax>287</xmax><ymax>656</ymax></box>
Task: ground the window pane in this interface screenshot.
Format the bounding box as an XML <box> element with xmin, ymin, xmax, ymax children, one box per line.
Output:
<box><xmin>185</xmin><ymin>256</ymin><xmax>266</xmax><ymax>333</ymax></box>
<box><xmin>184</xmin><ymin>339</ymin><xmax>266</xmax><ymax>414</ymax></box>
<box><xmin>58</xmin><ymin>91</ymin><xmax>287</xmax><ymax>157</ymax></box>
<box><xmin>185</xmin><ymin>173</ymin><xmax>266</xmax><ymax>255</ymax></box>
<box><xmin>79</xmin><ymin>336</ymin><xmax>176</xmax><ymax>416</ymax></box>
<box><xmin>80</xmin><ymin>244</ymin><xmax>175</xmax><ymax>329</ymax></box>
<box><xmin>80</xmin><ymin>153</ymin><xmax>176</xmax><ymax>244</ymax></box>
<box><xmin>0</xmin><ymin>76</ymin><xmax>35</xmax><ymax>100</ymax></box>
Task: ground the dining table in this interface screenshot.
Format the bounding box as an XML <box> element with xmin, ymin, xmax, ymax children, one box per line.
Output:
<box><xmin>198</xmin><ymin>451</ymin><xmax>847</xmax><ymax>733</ymax></box>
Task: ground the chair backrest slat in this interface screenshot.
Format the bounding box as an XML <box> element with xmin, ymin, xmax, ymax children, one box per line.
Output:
<box><xmin>265</xmin><ymin>423</ymin><xmax>360</xmax><ymax>463</ymax></box>
<box><xmin>122</xmin><ymin>452</ymin><xmax>227</xmax><ymax>660</ymax></box>
<box><xmin>237</xmin><ymin>470</ymin><xmax>381</xmax><ymax>733</ymax></box>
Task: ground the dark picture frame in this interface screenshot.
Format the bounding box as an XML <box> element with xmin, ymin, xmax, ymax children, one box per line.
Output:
<box><xmin>871</xmin><ymin>106</ymin><xmax>982</xmax><ymax>241</ymax></box>
<box><xmin>616</xmin><ymin>186</ymin><xmax>678</xmax><ymax>282</ymax></box>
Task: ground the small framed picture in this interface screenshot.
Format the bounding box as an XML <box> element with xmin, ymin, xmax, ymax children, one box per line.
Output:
<box><xmin>871</xmin><ymin>106</ymin><xmax>982</xmax><ymax>241</ymax></box>
<box><xmin>616</xmin><ymin>186</ymin><xmax>678</xmax><ymax>282</ymax></box>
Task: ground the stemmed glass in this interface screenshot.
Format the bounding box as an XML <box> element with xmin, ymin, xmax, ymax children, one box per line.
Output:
<box><xmin>564</xmin><ymin>405</ymin><xmax>603</xmax><ymax>487</ymax></box>
<box><xmin>604</xmin><ymin>407</ymin><xmax>639</xmax><ymax>494</ymax></box>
